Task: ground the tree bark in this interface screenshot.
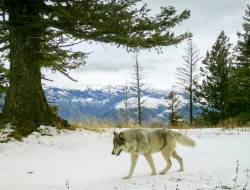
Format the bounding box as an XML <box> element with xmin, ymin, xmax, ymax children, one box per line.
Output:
<box><xmin>135</xmin><ymin>56</ymin><xmax>142</xmax><ymax>126</ymax></box>
<box><xmin>189</xmin><ymin>88</ymin><xmax>193</xmax><ymax>126</ymax></box>
<box><xmin>1</xmin><ymin>1</ymin><xmax>69</xmax><ymax>136</ymax></box>
<box><xmin>189</xmin><ymin>42</ymin><xmax>193</xmax><ymax>126</ymax></box>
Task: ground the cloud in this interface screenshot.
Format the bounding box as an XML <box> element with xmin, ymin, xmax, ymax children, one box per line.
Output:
<box><xmin>44</xmin><ymin>0</ymin><xmax>248</xmax><ymax>90</ymax></box>
<box><xmin>76</xmin><ymin>46</ymin><xmax>133</xmax><ymax>72</ymax></box>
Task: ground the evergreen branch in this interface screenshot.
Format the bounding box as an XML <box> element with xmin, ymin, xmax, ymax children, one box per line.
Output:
<box><xmin>58</xmin><ymin>69</ymin><xmax>77</xmax><ymax>82</ymax></box>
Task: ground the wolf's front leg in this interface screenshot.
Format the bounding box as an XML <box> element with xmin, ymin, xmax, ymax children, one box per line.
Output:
<box><xmin>122</xmin><ymin>154</ymin><xmax>138</xmax><ymax>179</ymax></box>
<box><xmin>144</xmin><ymin>154</ymin><xmax>157</xmax><ymax>175</ymax></box>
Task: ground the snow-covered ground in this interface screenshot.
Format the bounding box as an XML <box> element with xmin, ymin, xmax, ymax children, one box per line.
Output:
<box><xmin>0</xmin><ymin>127</ymin><xmax>249</xmax><ymax>190</ymax></box>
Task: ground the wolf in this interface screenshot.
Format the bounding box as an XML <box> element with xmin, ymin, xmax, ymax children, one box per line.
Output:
<box><xmin>111</xmin><ymin>128</ymin><xmax>196</xmax><ymax>179</ymax></box>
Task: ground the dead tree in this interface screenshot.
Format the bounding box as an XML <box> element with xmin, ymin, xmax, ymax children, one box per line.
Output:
<box><xmin>177</xmin><ymin>38</ymin><xmax>201</xmax><ymax>126</ymax></box>
<box><xmin>123</xmin><ymin>82</ymin><xmax>130</xmax><ymax>125</ymax></box>
<box><xmin>131</xmin><ymin>53</ymin><xmax>146</xmax><ymax>126</ymax></box>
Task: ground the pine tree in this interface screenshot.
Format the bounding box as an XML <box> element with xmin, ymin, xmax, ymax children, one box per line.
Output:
<box><xmin>0</xmin><ymin>0</ymin><xmax>190</xmax><ymax>135</ymax></box>
<box><xmin>0</xmin><ymin>46</ymin><xmax>8</xmax><ymax>94</ymax></box>
<box><xmin>229</xmin><ymin>4</ymin><xmax>250</xmax><ymax>122</ymax></box>
<box><xmin>165</xmin><ymin>90</ymin><xmax>182</xmax><ymax>126</ymax></box>
<box><xmin>0</xmin><ymin>63</ymin><xmax>7</xmax><ymax>94</ymax></box>
<box><xmin>197</xmin><ymin>31</ymin><xmax>232</xmax><ymax>124</ymax></box>
<box><xmin>177</xmin><ymin>38</ymin><xmax>201</xmax><ymax>126</ymax></box>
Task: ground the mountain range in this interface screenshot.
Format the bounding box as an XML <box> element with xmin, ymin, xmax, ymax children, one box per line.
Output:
<box><xmin>0</xmin><ymin>86</ymin><xmax>200</xmax><ymax>123</ymax></box>
<box><xmin>43</xmin><ymin>86</ymin><xmax>195</xmax><ymax>123</ymax></box>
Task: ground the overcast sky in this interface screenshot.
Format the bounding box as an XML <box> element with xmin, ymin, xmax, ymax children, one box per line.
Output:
<box><xmin>43</xmin><ymin>0</ymin><xmax>249</xmax><ymax>90</ymax></box>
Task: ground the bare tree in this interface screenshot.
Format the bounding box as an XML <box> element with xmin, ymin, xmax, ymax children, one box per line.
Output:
<box><xmin>165</xmin><ymin>90</ymin><xmax>182</xmax><ymax>126</ymax></box>
<box><xmin>131</xmin><ymin>53</ymin><xmax>146</xmax><ymax>126</ymax></box>
<box><xmin>177</xmin><ymin>38</ymin><xmax>201</xmax><ymax>125</ymax></box>
<box><xmin>123</xmin><ymin>82</ymin><xmax>130</xmax><ymax>125</ymax></box>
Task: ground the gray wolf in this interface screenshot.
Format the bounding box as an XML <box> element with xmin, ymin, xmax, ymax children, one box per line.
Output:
<box><xmin>111</xmin><ymin>128</ymin><xmax>196</xmax><ymax>179</ymax></box>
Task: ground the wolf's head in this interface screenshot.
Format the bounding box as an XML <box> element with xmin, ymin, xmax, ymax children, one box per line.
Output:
<box><xmin>112</xmin><ymin>132</ymin><xmax>125</xmax><ymax>156</ymax></box>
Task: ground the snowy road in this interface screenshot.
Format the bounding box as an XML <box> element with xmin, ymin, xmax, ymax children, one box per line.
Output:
<box><xmin>0</xmin><ymin>127</ymin><xmax>249</xmax><ymax>190</ymax></box>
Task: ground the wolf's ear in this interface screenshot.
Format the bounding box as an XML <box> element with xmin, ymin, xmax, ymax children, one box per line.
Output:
<box><xmin>113</xmin><ymin>131</ymin><xmax>118</xmax><ymax>136</ymax></box>
<box><xmin>119</xmin><ymin>132</ymin><xmax>125</xmax><ymax>140</ymax></box>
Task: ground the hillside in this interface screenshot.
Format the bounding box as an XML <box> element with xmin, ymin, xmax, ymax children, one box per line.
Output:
<box><xmin>44</xmin><ymin>86</ymin><xmax>167</xmax><ymax>123</ymax></box>
<box><xmin>1</xmin><ymin>86</ymin><xmax>201</xmax><ymax>123</ymax></box>
<box><xmin>43</xmin><ymin>86</ymin><xmax>200</xmax><ymax>123</ymax></box>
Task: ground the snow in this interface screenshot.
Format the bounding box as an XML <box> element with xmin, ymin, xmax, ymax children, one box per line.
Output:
<box><xmin>43</xmin><ymin>84</ymin><xmax>125</xmax><ymax>93</ymax></box>
<box><xmin>57</xmin><ymin>90</ymin><xmax>69</xmax><ymax>96</ymax></box>
<box><xmin>115</xmin><ymin>97</ymin><xmax>134</xmax><ymax>109</ymax></box>
<box><xmin>141</xmin><ymin>96</ymin><xmax>166</xmax><ymax>108</ymax></box>
<box><xmin>116</xmin><ymin>96</ymin><xmax>166</xmax><ymax>109</ymax></box>
<box><xmin>71</xmin><ymin>97</ymin><xmax>110</xmax><ymax>105</ymax></box>
<box><xmin>0</xmin><ymin>127</ymin><xmax>250</xmax><ymax>190</ymax></box>
<box><xmin>71</xmin><ymin>97</ymin><xmax>94</xmax><ymax>104</ymax></box>
<box><xmin>157</xmin><ymin>113</ymin><xmax>164</xmax><ymax>118</ymax></box>
<box><xmin>0</xmin><ymin>124</ymin><xmax>13</xmax><ymax>141</ymax></box>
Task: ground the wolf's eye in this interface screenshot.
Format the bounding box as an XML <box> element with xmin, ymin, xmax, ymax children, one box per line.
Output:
<box><xmin>114</xmin><ymin>144</ymin><xmax>118</xmax><ymax>147</ymax></box>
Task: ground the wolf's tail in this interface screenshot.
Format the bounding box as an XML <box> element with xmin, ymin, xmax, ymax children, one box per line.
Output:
<box><xmin>173</xmin><ymin>131</ymin><xmax>196</xmax><ymax>147</ymax></box>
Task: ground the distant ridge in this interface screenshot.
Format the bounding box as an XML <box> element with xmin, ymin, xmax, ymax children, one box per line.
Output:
<box><xmin>42</xmin><ymin>85</ymin><xmax>201</xmax><ymax>123</ymax></box>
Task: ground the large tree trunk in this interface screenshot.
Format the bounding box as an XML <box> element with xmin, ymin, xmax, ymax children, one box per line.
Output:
<box><xmin>1</xmin><ymin>1</ymin><xmax>68</xmax><ymax>136</ymax></box>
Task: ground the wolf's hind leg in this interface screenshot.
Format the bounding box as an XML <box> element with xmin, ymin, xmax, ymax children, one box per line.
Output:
<box><xmin>122</xmin><ymin>154</ymin><xmax>138</xmax><ymax>179</ymax></box>
<box><xmin>144</xmin><ymin>154</ymin><xmax>157</xmax><ymax>175</ymax></box>
<box><xmin>159</xmin><ymin>148</ymin><xmax>174</xmax><ymax>175</ymax></box>
<box><xmin>172</xmin><ymin>150</ymin><xmax>184</xmax><ymax>171</ymax></box>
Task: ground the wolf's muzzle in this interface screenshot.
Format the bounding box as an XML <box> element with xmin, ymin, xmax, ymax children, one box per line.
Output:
<box><xmin>116</xmin><ymin>149</ymin><xmax>122</xmax><ymax>156</ymax></box>
<box><xmin>111</xmin><ymin>149</ymin><xmax>122</xmax><ymax>156</ymax></box>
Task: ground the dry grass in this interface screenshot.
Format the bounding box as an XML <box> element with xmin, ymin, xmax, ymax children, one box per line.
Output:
<box><xmin>216</xmin><ymin>119</ymin><xmax>250</xmax><ymax>129</ymax></box>
<box><xmin>70</xmin><ymin>120</ymin><xmax>138</xmax><ymax>132</ymax></box>
<box><xmin>69</xmin><ymin>118</ymin><xmax>250</xmax><ymax>133</ymax></box>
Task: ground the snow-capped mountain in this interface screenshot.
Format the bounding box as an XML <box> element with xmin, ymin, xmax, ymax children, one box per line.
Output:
<box><xmin>43</xmin><ymin>85</ymin><xmax>194</xmax><ymax>123</ymax></box>
<box><xmin>0</xmin><ymin>86</ymin><xmax>198</xmax><ymax>123</ymax></box>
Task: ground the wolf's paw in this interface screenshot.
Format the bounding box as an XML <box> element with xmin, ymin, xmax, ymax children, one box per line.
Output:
<box><xmin>178</xmin><ymin>169</ymin><xmax>184</xmax><ymax>172</ymax></box>
<box><xmin>151</xmin><ymin>171</ymin><xmax>157</xmax><ymax>176</ymax></box>
<box><xmin>122</xmin><ymin>175</ymin><xmax>132</xmax><ymax>179</ymax></box>
<box><xmin>159</xmin><ymin>170</ymin><xmax>166</xmax><ymax>175</ymax></box>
